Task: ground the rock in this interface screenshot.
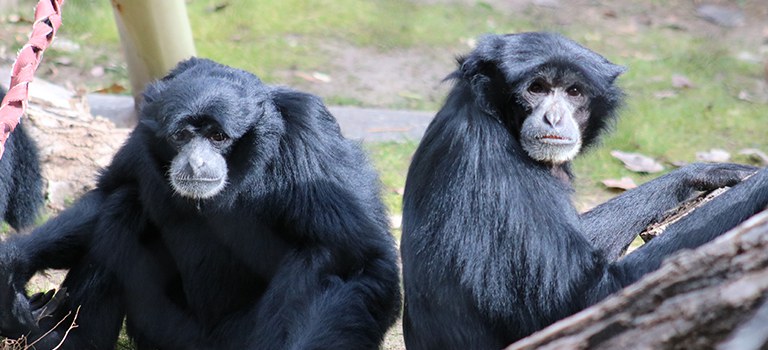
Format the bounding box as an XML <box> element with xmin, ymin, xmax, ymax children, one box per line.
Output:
<box><xmin>696</xmin><ymin>5</ymin><xmax>744</xmax><ymax>28</ymax></box>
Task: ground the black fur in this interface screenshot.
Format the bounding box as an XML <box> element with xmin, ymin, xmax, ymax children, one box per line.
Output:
<box><xmin>400</xmin><ymin>32</ymin><xmax>768</xmax><ymax>349</ymax></box>
<box><xmin>0</xmin><ymin>90</ymin><xmax>43</xmax><ymax>230</ymax></box>
<box><xmin>0</xmin><ymin>58</ymin><xmax>401</xmax><ymax>349</ymax></box>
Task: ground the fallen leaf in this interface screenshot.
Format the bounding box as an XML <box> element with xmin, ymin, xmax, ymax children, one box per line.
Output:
<box><xmin>696</xmin><ymin>148</ymin><xmax>731</xmax><ymax>163</ymax></box>
<box><xmin>739</xmin><ymin>148</ymin><xmax>768</xmax><ymax>165</ymax></box>
<box><xmin>611</xmin><ymin>150</ymin><xmax>665</xmax><ymax>173</ymax></box>
<box><xmin>737</xmin><ymin>90</ymin><xmax>753</xmax><ymax>102</ymax></box>
<box><xmin>672</xmin><ymin>74</ymin><xmax>695</xmax><ymax>89</ymax></box>
<box><xmin>294</xmin><ymin>71</ymin><xmax>331</xmax><ymax>83</ymax></box>
<box><xmin>311</xmin><ymin>72</ymin><xmax>331</xmax><ymax>83</ymax></box>
<box><xmin>94</xmin><ymin>83</ymin><xmax>127</xmax><ymax>94</ymax></box>
<box><xmin>602</xmin><ymin>177</ymin><xmax>638</xmax><ymax>191</ymax></box>
<box><xmin>653</xmin><ymin>90</ymin><xmax>677</xmax><ymax>99</ymax></box>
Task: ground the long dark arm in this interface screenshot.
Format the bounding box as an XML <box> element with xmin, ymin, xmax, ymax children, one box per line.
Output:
<box><xmin>0</xmin><ymin>191</ymin><xmax>104</xmax><ymax>337</ymax></box>
<box><xmin>10</xmin><ymin>191</ymin><xmax>104</xmax><ymax>275</ymax></box>
<box><xmin>617</xmin><ymin>166</ymin><xmax>768</xmax><ymax>283</ymax></box>
<box><xmin>582</xmin><ymin>163</ymin><xmax>757</xmax><ymax>261</ymax></box>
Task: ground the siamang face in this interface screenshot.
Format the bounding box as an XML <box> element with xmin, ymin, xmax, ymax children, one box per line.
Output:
<box><xmin>166</xmin><ymin>118</ymin><xmax>233</xmax><ymax>199</ymax></box>
<box><xmin>518</xmin><ymin>66</ymin><xmax>591</xmax><ymax>164</ymax></box>
<box><xmin>140</xmin><ymin>58</ymin><xmax>269</xmax><ymax>200</ymax></box>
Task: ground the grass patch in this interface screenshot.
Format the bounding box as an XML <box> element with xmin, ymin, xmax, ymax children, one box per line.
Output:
<box><xmin>570</xmin><ymin>29</ymin><xmax>767</xmax><ymax>195</ymax></box>
<box><xmin>48</xmin><ymin>0</ymin><xmax>517</xmax><ymax>83</ymax></box>
<box><xmin>365</xmin><ymin>141</ymin><xmax>417</xmax><ymax>216</ymax></box>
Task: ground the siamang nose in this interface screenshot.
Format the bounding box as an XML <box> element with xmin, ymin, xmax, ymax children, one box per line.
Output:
<box><xmin>543</xmin><ymin>112</ymin><xmax>563</xmax><ymax>127</ymax></box>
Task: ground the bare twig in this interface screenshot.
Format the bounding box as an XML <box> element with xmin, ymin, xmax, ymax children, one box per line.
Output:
<box><xmin>52</xmin><ymin>306</ymin><xmax>79</xmax><ymax>350</ymax></box>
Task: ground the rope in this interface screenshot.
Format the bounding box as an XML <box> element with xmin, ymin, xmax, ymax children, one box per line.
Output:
<box><xmin>0</xmin><ymin>0</ymin><xmax>64</xmax><ymax>158</ymax></box>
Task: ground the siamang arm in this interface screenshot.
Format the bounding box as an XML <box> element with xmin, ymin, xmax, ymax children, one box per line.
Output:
<box><xmin>615</xmin><ymin>166</ymin><xmax>768</xmax><ymax>283</ymax></box>
<box><xmin>0</xmin><ymin>190</ymin><xmax>104</xmax><ymax>337</ymax></box>
<box><xmin>238</xmin><ymin>244</ymin><xmax>398</xmax><ymax>350</ymax></box>
<box><xmin>581</xmin><ymin>163</ymin><xmax>757</xmax><ymax>261</ymax></box>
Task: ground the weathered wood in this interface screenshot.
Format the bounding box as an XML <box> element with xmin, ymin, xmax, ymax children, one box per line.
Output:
<box><xmin>11</xmin><ymin>74</ymin><xmax>129</xmax><ymax>212</ymax></box>
<box><xmin>506</xmin><ymin>210</ymin><xmax>768</xmax><ymax>350</ymax></box>
<box><xmin>639</xmin><ymin>187</ymin><xmax>729</xmax><ymax>242</ymax></box>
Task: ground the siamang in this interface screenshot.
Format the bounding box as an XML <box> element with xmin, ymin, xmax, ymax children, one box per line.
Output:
<box><xmin>0</xmin><ymin>58</ymin><xmax>401</xmax><ymax>349</ymax></box>
<box><xmin>0</xmin><ymin>89</ymin><xmax>43</xmax><ymax>231</ymax></box>
<box><xmin>400</xmin><ymin>32</ymin><xmax>768</xmax><ymax>349</ymax></box>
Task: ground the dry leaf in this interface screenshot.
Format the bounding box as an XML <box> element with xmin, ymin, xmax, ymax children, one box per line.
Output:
<box><xmin>672</xmin><ymin>74</ymin><xmax>695</xmax><ymax>89</ymax></box>
<box><xmin>737</xmin><ymin>90</ymin><xmax>753</xmax><ymax>102</ymax></box>
<box><xmin>696</xmin><ymin>148</ymin><xmax>731</xmax><ymax>163</ymax></box>
<box><xmin>653</xmin><ymin>90</ymin><xmax>677</xmax><ymax>99</ymax></box>
<box><xmin>610</xmin><ymin>150</ymin><xmax>664</xmax><ymax>173</ymax></box>
<box><xmin>94</xmin><ymin>83</ymin><xmax>127</xmax><ymax>94</ymax></box>
<box><xmin>294</xmin><ymin>71</ymin><xmax>331</xmax><ymax>83</ymax></box>
<box><xmin>602</xmin><ymin>177</ymin><xmax>638</xmax><ymax>191</ymax></box>
<box><xmin>311</xmin><ymin>72</ymin><xmax>332</xmax><ymax>83</ymax></box>
<box><xmin>739</xmin><ymin>148</ymin><xmax>768</xmax><ymax>165</ymax></box>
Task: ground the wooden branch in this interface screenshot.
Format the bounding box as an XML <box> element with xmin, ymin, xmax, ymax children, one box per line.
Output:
<box><xmin>506</xmin><ymin>209</ymin><xmax>768</xmax><ymax>350</ymax></box>
<box><xmin>639</xmin><ymin>187</ymin><xmax>728</xmax><ymax>242</ymax></box>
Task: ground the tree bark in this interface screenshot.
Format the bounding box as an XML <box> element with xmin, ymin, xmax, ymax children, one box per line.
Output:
<box><xmin>506</xmin><ymin>209</ymin><xmax>768</xmax><ymax>350</ymax></box>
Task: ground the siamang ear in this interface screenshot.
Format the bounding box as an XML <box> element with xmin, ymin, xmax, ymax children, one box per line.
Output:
<box><xmin>607</xmin><ymin>64</ymin><xmax>627</xmax><ymax>84</ymax></box>
<box><xmin>457</xmin><ymin>38</ymin><xmax>505</xmax><ymax>118</ymax></box>
<box><xmin>141</xmin><ymin>80</ymin><xmax>167</xmax><ymax>106</ymax></box>
<box><xmin>139</xmin><ymin>119</ymin><xmax>160</xmax><ymax>133</ymax></box>
<box><xmin>139</xmin><ymin>80</ymin><xmax>168</xmax><ymax>130</ymax></box>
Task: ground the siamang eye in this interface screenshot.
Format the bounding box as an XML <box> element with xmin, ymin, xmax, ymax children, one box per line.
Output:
<box><xmin>566</xmin><ymin>86</ymin><xmax>582</xmax><ymax>97</ymax></box>
<box><xmin>528</xmin><ymin>82</ymin><xmax>547</xmax><ymax>94</ymax></box>
<box><xmin>171</xmin><ymin>129</ymin><xmax>193</xmax><ymax>143</ymax></box>
<box><xmin>209</xmin><ymin>132</ymin><xmax>228</xmax><ymax>143</ymax></box>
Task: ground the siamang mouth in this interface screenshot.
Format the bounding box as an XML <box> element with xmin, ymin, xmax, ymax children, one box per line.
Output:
<box><xmin>537</xmin><ymin>135</ymin><xmax>574</xmax><ymax>145</ymax></box>
<box><xmin>177</xmin><ymin>177</ymin><xmax>223</xmax><ymax>183</ymax></box>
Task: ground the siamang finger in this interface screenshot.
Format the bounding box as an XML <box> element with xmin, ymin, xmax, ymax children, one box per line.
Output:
<box><xmin>690</xmin><ymin>163</ymin><xmax>760</xmax><ymax>191</ymax></box>
<box><xmin>11</xmin><ymin>292</ymin><xmax>37</xmax><ymax>330</ymax></box>
<box><xmin>28</xmin><ymin>289</ymin><xmax>55</xmax><ymax>310</ymax></box>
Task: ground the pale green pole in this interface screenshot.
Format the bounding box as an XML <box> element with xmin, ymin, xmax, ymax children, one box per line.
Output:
<box><xmin>111</xmin><ymin>0</ymin><xmax>196</xmax><ymax>122</ymax></box>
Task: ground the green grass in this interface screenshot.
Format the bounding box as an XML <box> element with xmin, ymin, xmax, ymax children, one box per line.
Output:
<box><xmin>572</xmin><ymin>29</ymin><xmax>767</xmax><ymax>194</ymax></box>
<box><xmin>365</xmin><ymin>141</ymin><xmax>417</xmax><ymax>216</ymax></box>
<box><xmin>44</xmin><ymin>0</ymin><xmax>514</xmax><ymax>82</ymax></box>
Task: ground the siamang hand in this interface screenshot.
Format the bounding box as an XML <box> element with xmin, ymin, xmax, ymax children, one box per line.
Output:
<box><xmin>0</xmin><ymin>286</ymin><xmax>66</xmax><ymax>340</ymax></box>
<box><xmin>0</xmin><ymin>256</ymin><xmax>36</xmax><ymax>339</ymax></box>
<box><xmin>681</xmin><ymin>163</ymin><xmax>758</xmax><ymax>192</ymax></box>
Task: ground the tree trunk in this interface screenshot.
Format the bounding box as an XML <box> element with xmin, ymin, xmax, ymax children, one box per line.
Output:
<box><xmin>506</xmin><ymin>209</ymin><xmax>768</xmax><ymax>350</ymax></box>
<box><xmin>110</xmin><ymin>0</ymin><xmax>196</xmax><ymax>125</ymax></box>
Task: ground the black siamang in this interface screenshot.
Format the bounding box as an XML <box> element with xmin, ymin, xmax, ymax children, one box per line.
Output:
<box><xmin>400</xmin><ymin>32</ymin><xmax>768</xmax><ymax>349</ymax></box>
<box><xmin>0</xmin><ymin>58</ymin><xmax>401</xmax><ymax>349</ymax></box>
<box><xmin>0</xmin><ymin>89</ymin><xmax>43</xmax><ymax>231</ymax></box>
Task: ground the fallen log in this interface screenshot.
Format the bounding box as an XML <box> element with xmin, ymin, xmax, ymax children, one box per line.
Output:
<box><xmin>507</xmin><ymin>209</ymin><xmax>768</xmax><ymax>350</ymax></box>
